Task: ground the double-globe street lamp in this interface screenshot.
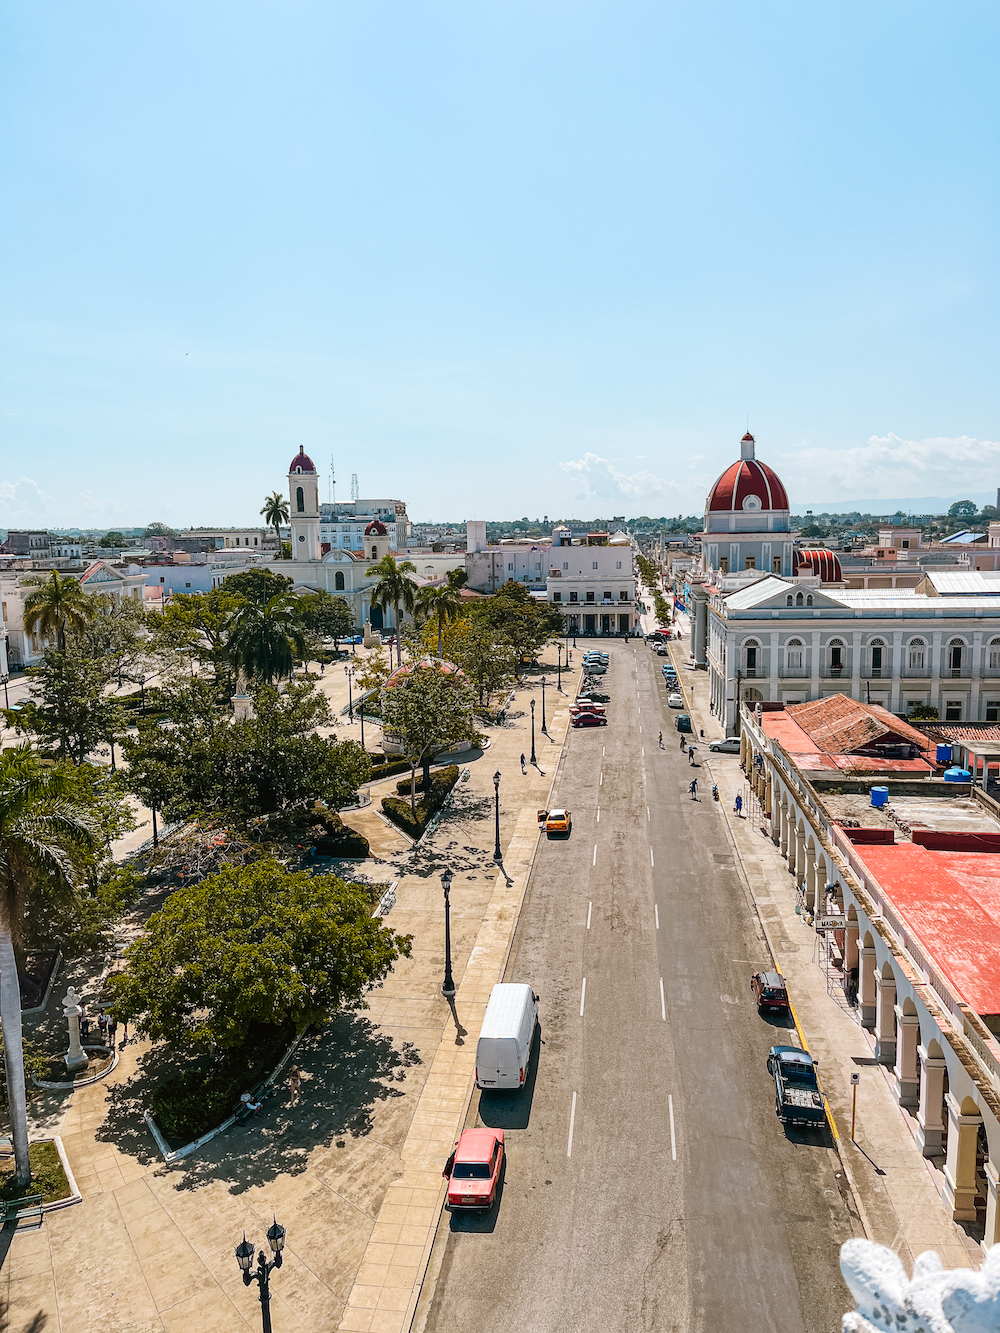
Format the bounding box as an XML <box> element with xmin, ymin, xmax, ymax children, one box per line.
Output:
<box><xmin>235</xmin><ymin>1218</ymin><xmax>286</xmax><ymax>1333</ymax></box>
<box><xmin>556</xmin><ymin>644</ymin><xmax>563</xmax><ymax>693</ymax></box>
<box><xmin>344</xmin><ymin>663</ymin><xmax>365</xmax><ymax>749</ymax></box>
<box><xmin>529</xmin><ymin>699</ymin><xmax>537</xmax><ymax>766</ymax></box>
<box><xmin>441</xmin><ymin>868</ymin><xmax>456</xmax><ymax>998</ymax></box>
<box><xmin>492</xmin><ymin>770</ymin><xmax>502</xmax><ymax>862</ymax></box>
<box><xmin>540</xmin><ymin>676</ymin><xmax>548</xmax><ymax>736</ymax></box>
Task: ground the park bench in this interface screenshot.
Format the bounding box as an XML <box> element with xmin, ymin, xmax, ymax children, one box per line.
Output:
<box><xmin>233</xmin><ymin>1081</ymin><xmax>269</xmax><ymax>1126</ymax></box>
<box><xmin>1</xmin><ymin>1193</ymin><xmax>43</xmax><ymax>1228</ymax></box>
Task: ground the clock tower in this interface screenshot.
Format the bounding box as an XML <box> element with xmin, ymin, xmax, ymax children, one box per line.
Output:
<box><xmin>287</xmin><ymin>450</ymin><xmax>321</xmax><ymax>562</ymax></box>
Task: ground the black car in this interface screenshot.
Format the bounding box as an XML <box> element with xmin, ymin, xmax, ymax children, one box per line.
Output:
<box><xmin>578</xmin><ymin>691</ymin><xmax>610</xmax><ymax>704</ymax></box>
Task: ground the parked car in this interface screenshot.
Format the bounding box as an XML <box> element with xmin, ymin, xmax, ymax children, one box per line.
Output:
<box><xmin>573</xmin><ymin>712</ymin><xmax>608</xmax><ymax>727</ymax></box>
<box><xmin>661</xmin><ymin>664</ymin><xmax>676</xmax><ymax>677</ymax></box>
<box><xmin>577</xmin><ymin>691</ymin><xmax>610</xmax><ymax>704</ymax></box>
<box><xmin>709</xmin><ymin>737</ymin><xmax>741</xmax><ymax>753</ymax></box>
<box><xmin>675</xmin><ymin>714</ymin><xmax>692</xmax><ymax>733</ymax></box>
<box><xmin>582</xmin><ymin>655</ymin><xmax>609</xmax><ymax>665</ymax></box>
<box><xmin>751</xmin><ymin>971</ymin><xmax>790</xmax><ymax>1013</ymax></box>
<box><xmin>655</xmin><ymin>645</ymin><xmax>668</xmax><ymax>656</ymax></box>
<box><xmin>667</xmin><ymin>692</ymin><xmax>684</xmax><ymax>708</ymax></box>
<box><xmin>583</xmin><ymin>664</ymin><xmax>608</xmax><ymax>675</ymax></box>
<box><xmin>444</xmin><ymin>1127</ymin><xmax>506</xmax><ymax>1211</ymax></box>
<box><xmin>767</xmin><ymin>1046</ymin><xmax>825</xmax><ymax>1126</ymax></box>
<box><xmin>539</xmin><ymin>808</ymin><xmax>572</xmax><ymax>836</ymax></box>
<box><xmin>476</xmin><ymin>983</ymin><xmax>539</xmax><ymax>1089</ymax></box>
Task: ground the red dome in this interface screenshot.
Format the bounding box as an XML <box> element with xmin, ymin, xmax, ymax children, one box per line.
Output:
<box><xmin>364</xmin><ymin>519</ymin><xmax>388</xmax><ymax>536</ymax></box>
<box><xmin>794</xmin><ymin>549</ymin><xmax>843</xmax><ymax>582</ymax></box>
<box><xmin>707</xmin><ymin>458</ymin><xmax>788</xmax><ymax>512</ymax></box>
<box><xmin>288</xmin><ymin>450</ymin><xmax>316</xmax><ymax>474</ymax></box>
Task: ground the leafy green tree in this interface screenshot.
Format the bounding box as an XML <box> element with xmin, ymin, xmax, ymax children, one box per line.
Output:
<box><xmin>260</xmin><ymin>492</ymin><xmax>290</xmax><ymax>554</ymax></box>
<box><xmin>380</xmin><ymin>660</ymin><xmax>476</xmax><ymax>798</ymax></box>
<box><xmin>226</xmin><ymin>594</ymin><xmax>307</xmax><ymax>684</ymax></box>
<box><xmin>150</xmin><ymin>586</ymin><xmax>244</xmax><ymax>684</ymax></box>
<box><xmin>367</xmin><ymin>554</ymin><xmax>417</xmax><ymax>665</ymax></box>
<box><xmin>948</xmin><ymin>500</ymin><xmax>977</xmax><ymax>519</ymax></box>
<box><xmin>106</xmin><ymin>860</ymin><xmax>411</xmax><ymax>1052</ymax></box>
<box><xmin>907</xmin><ymin>703</ymin><xmax>939</xmax><ymax>721</ymax></box>
<box><xmin>0</xmin><ymin>746</ymin><xmax>99</xmax><ymax>1185</ymax></box>
<box><xmin>298</xmin><ymin>590</ymin><xmax>355</xmax><ymax>645</ymax></box>
<box><xmin>144</xmin><ymin>522</ymin><xmax>176</xmax><ymax>537</ymax></box>
<box><xmin>98</xmin><ymin>531</ymin><xmax>127</xmax><ymax>548</ymax></box>
<box><xmin>447</xmin><ymin>617</ymin><xmax>517</xmax><ymax>708</ymax></box>
<box><xmin>415</xmin><ymin>582</ymin><xmax>463</xmax><ymax>658</ymax></box>
<box><xmin>5</xmin><ymin>650</ymin><xmax>125</xmax><ymax>766</ymax></box>
<box><xmin>76</xmin><ymin>593</ymin><xmax>150</xmax><ymax>687</ymax></box>
<box><xmin>467</xmin><ymin>580</ymin><xmax>561</xmax><ymax>667</ymax></box>
<box><xmin>22</xmin><ymin>572</ymin><xmax>94</xmax><ymax>652</ymax></box>
<box><xmin>223</xmin><ymin>567</ymin><xmax>292</xmax><ymax>605</ymax></box>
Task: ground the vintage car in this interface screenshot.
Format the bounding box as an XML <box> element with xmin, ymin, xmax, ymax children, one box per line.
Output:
<box><xmin>751</xmin><ymin>971</ymin><xmax>790</xmax><ymax>1013</ymax></box>
<box><xmin>767</xmin><ymin>1046</ymin><xmax>825</xmax><ymax>1127</ymax></box>
<box><xmin>443</xmin><ymin>1128</ymin><xmax>505</xmax><ymax>1211</ymax></box>
<box><xmin>538</xmin><ymin>808</ymin><xmax>573</xmax><ymax>836</ymax></box>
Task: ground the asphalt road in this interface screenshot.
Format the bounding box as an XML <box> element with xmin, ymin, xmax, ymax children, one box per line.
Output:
<box><xmin>420</xmin><ymin>640</ymin><xmax>856</xmax><ymax>1333</ymax></box>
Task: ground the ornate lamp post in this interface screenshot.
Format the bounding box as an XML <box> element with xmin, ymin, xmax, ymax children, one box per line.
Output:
<box><xmin>492</xmin><ymin>770</ymin><xmax>502</xmax><ymax>861</ymax></box>
<box><xmin>530</xmin><ymin>699</ymin><xmax>537</xmax><ymax>766</ymax></box>
<box><xmin>441</xmin><ymin>869</ymin><xmax>456</xmax><ymax>998</ymax></box>
<box><xmin>0</xmin><ymin>673</ymin><xmax>9</xmax><ymax>709</ymax></box>
<box><xmin>344</xmin><ymin>664</ymin><xmax>354</xmax><ymax>721</ymax></box>
<box><xmin>235</xmin><ymin>1218</ymin><xmax>286</xmax><ymax>1333</ymax></box>
<box><xmin>556</xmin><ymin>644</ymin><xmax>563</xmax><ymax>693</ymax></box>
<box><xmin>540</xmin><ymin>676</ymin><xmax>548</xmax><ymax>736</ymax></box>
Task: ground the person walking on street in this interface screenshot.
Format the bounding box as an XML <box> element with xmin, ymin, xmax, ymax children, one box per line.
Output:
<box><xmin>679</xmin><ymin>734</ymin><xmax>686</xmax><ymax>750</ymax></box>
<box><xmin>688</xmin><ymin>745</ymin><xmax>695</xmax><ymax>765</ymax></box>
<box><xmin>734</xmin><ymin>794</ymin><xmax>743</xmax><ymax>817</ymax></box>
<box><xmin>107</xmin><ymin>1015</ymin><xmax>118</xmax><ymax>1049</ymax></box>
<box><xmin>520</xmin><ymin>753</ymin><xmax>527</xmax><ymax>774</ymax></box>
<box><xmin>658</xmin><ymin>731</ymin><xmax>663</xmax><ymax>749</ymax></box>
<box><xmin>689</xmin><ymin>779</ymin><xmax>698</xmax><ymax>800</ymax></box>
<box><xmin>80</xmin><ymin>1015</ymin><xmax>90</xmax><ymax>1043</ymax></box>
<box><xmin>287</xmin><ymin>1065</ymin><xmax>302</xmax><ymax>1106</ymax></box>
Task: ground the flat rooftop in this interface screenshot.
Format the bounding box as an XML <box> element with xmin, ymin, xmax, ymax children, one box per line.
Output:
<box><xmin>825</xmin><ymin>793</ymin><xmax>998</xmax><ymax>834</ymax></box>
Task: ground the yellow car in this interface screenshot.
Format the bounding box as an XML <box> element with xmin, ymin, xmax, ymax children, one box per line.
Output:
<box><xmin>539</xmin><ymin>808</ymin><xmax>572</xmax><ymax>837</ymax></box>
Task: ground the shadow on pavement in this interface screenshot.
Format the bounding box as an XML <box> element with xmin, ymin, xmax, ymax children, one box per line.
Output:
<box><xmin>477</xmin><ymin>1028</ymin><xmax>541</xmax><ymax>1133</ymax></box>
<box><xmin>96</xmin><ymin>1013</ymin><xmax>422</xmax><ymax>1193</ymax></box>
<box><xmin>757</xmin><ymin>1010</ymin><xmax>797</xmax><ymax>1032</ymax></box>
<box><xmin>783</xmin><ymin>1120</ymin><xmax>837</xmax><ymax>1151</ymax></box>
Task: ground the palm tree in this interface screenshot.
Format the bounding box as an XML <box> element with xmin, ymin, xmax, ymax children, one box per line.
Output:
<box><xmin>226</xmin><ymin>594</ymin><xmax>307</xmax><ymax>684</ymax></box>
<box><xmin>22</xmin><ymin>572</ymin><xmax>94</xmax><ymax>652</ymax></box>
<box><xmin>367</xmin><ymin>555</ymin><xmax>418</xmax><ymax>667</ymax></box>
<box><xmin>416</xmin><ymin>582</ymin><xmax>463</xmax><ymax>658</ymax></box>
<box><xmin>260</xmin><ymin>492</ymin><xmax>290</xmax><ymax>556</ymax></box>
<box><xmin>0</xmin><ymin>746</ymin><xmax>98</xmax><ymax>1187</ymax></box>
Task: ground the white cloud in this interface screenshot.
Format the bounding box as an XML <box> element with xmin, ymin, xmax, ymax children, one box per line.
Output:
<box><xmin>0</xmin><ymin>477</ymin><xmax>129</xmax><ymax>528</ymax></box>
<box><xmin>559</xmin><ymin>453</ymin><xmax>700</xmax><ymax>511</ymax></box>
<box><xmin>777</xmin><ymin>434</ymin><xmax>1000</xmax><ymax>502</ymax></box>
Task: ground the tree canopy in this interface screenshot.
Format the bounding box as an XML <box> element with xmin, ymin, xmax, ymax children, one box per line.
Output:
<box><xmin>380</xmin><ymin>660</ymin><xmax>477</xmax><ymax>790</ymax></box>
<box><xmin>106</xmin><ymin>860</ymin><xmax>411</xmax><ymax>1051</ymax></box>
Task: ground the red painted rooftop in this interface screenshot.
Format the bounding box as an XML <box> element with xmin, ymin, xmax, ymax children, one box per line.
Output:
<box><xmin>849</xmin><ymin>839</ymin><xmax>1000</xmax><ymax>1014</ymax></box>
<box><xmin>706</xmin><ymin>457</ymin><xmax>789</xmax><ymax>512</ymax></box>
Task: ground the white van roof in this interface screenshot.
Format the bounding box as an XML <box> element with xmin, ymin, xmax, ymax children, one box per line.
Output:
<box><xmin>479</xmin><ymin>983</ymin><xmax>535</xmax><ymax>1041</ymax></box>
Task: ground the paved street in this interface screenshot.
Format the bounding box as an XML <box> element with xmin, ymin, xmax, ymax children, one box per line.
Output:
<box><xmin>420</xmin><ymin>640</ymin><xmax>857</xmax><ymax>1333</ymax></box>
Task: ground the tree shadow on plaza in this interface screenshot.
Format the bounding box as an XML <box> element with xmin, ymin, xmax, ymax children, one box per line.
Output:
<box><xmin>95</xmin><ymin>1013</ymin><xmax>422</xmax><ymax>1193</ymax></box>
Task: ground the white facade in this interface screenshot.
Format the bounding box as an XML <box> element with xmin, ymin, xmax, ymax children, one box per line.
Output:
<box><xmin>547</xmin><ymin>544</ymin><xmax>637</xmax><ymax>636</ymax></box>
<box><xmin>319</xmin><ymin>499</ymin><xmax>409</xmax><ymax>553</ymax></box>
<box><xmin>0</xmin><ymin>561</ymin><xmax>146</xmax><ymax>668</ymax></box>
<box><xmin>289</xmin><ymin>454</ymin><xmax>322</xmax><ymax>563</ymax></box>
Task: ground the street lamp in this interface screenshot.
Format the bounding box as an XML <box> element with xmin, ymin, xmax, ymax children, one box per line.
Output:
<box><xmin>492</xmin><ymin>770</ymin><xmax>502</xmax><ymax>862</ymax></box>
<box><xmin>0</xmin><ymin>673</ymin><xmax>9</xmax><ymax>709</ymax></box>
<box><xmin>540</xmin><ymin>676</ymin><xmax>548</xmax><ymax>736</ymax></box>
<box><xmin>556</xmin><ymin>645</ymin><xmax>563</xmax><ymax>693</ymax></box>
<box><xmin>235</xmin><ymin>1218</ymin><xmax>286</xmax><ymax>1333</ymax></box>
<box><xmin>441</xmin><ymin>869</ymin><xmax>456</xmax><ymax>998</ymax></box>
<box><xmin>344</xmin><ymin>664</ymin><xmax>354</xmax><ymax>721</ymax></box>
<box><xmin>530</xmin><ymin>699</ymin><xmax>537</xmax><ymax>766</ymax></box>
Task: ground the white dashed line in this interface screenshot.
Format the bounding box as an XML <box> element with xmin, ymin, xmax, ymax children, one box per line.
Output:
<box><xmin>580</xmin><ymin>978</ymin><xmax>587</xmax><ymax>1016</ymax></box>
<box><xmin>602</xmin><ymin>746</ymin><xmax>605</xmax><ymax>756</ymax></box>
<box><xmin>593</xmin><ymin>844</ymin><xmax>597</xmax><ymax>866</ymax></box>
<box><xmin>669</xmin><ymin>1095</ymin><xmax>677</xmax><ymax>1160</ymax></box>
<box><xmin>650</xmin><ymin>846</ymin><xmax>654</xmax><ymax>867</ymax></box>
<box><xmin>600</xmin><ymin>772</ymin><xmax>603</xmax><ymax>786</ymax></box>
<box><xmin>660</xmin><ymin>976</ymin><xmax>666</xmax><ymax>1020</ymax></box>
<box><xmin>587</xmin><ymin>901</ymin><xmax>592</xmax><ymax>929</ymax></box>
<box><xmin>641</xmin><ymin>746</ymin><xmax>644</xmax><ymax>756</ymax></box>
<box><xmin>647</xmin><ymin>806</ymin><xmax>650</xmax><ymax>820</ymax></box>
<box><xmin>596</xmin><ymin>807</ymin><xmax>600</xmax><ymax>822</ymax></box>
<box><xmin>567</xmin><ymin>1092</ymin><xmax>578</xmax><ymax>1157</ymax></box>
<box><xmin>655</xmin><ymin>904</ymin><xmax>659</xmax><ymax>929</ymax></box>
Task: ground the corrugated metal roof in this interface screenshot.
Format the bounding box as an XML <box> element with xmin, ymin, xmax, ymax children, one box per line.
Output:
<box><xmin>939</xmin><ymin>530</ymin><xmax>985</xmax><ymax>544</ymax></box>
<box><xmin>924</xmin><ymin>571</ymin><xmax>1000</xmax><ymax>594</ymax></box>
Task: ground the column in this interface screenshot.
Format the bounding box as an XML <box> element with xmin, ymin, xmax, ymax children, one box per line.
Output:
<box><xmin>894</xmin><ymin>1010</ymin><xmax>920</xmax><ymax>1107</ymax></box>
<box><xmin>844</xmin><ymin>921</ymin><xmax>859</xmax><ymax>972</ymax></box>
<box><xmin>780</xmin><ymin>799</ymin><xmax>790</xmax><ymax>859</ymax></box>
<box><xmin>740</xmin><ymin>733</ymin><xmax>748</xmax><ymax>768</ymax></box>
<box><xmin>772</xmin><ymin>790</ymin><xmax>782</xmax><ymax>846</ymax></box>
<box><xmin>985</xmin><ymin>1161</ymin><xmax>1000</xmax><ymax>1250</ymax></box>
<box><xmin>811</xmin><ymin>852</ymin><xmax>826</xmax><ymax>918</ymax></box>
<box><xmin>859</xmin><ymin>945</ymin><xmax>877</xmax><ymax>1029</ymax></box>
<box><xmin>943</xmin><ymin>1093</ymin><xmax>981</xmax><ymax>1221</ymax></box>
<box><xmin>916</xmin><ymin>1046</ymin><xmax>947</xmax><ymax>1156</ymax></box>
<box><xmin>795</xmin><ymin>827</ymin><xmax>806</xmax><ymax>883</ymax></box>
<box><xmin>803</xmin><ymin>844</ymin><xmax>816</xmax><ymax>913</ymax></box>
<box><xmin>874</xmin><ymin>970</ymin><xmax>897</xmax><ymax>1065</ymax></box>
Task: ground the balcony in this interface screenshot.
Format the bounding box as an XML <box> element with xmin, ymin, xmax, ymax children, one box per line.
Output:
<box><xmin>779</xmin><ymin>666</ymin><xmax>809</xmax><ymax>679</ymax></box>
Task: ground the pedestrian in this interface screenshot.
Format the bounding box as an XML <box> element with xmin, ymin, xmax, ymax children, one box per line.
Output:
<box><xmin>688</xmin><ymin>745</ymin><xmax>695</xmax><ymax>765</ymax></box>
<box><xmin>98</xmin><ymin>1013</ymin><xmax>107</xmax><ymax>1044</ymax></box>
<box><xmin>734</xmin><ymin>794</ymin><xmax>743</xmax><ymax>817</ymax></box>
<box><xmin>700</xmin><ymin>729</ymin><xmax>705</xmax><ymax>739</ymax></box>
<box><xmin>287</xmin><ymin>1065</ymin><xmax>302</xmax><ymax>1106</ymax></box>
<box><xmin>107</xmin><ymin>1014</ymin><xmax>118</xmax><ymax>1048</ymax></box>
<box><xmin>121</xmin><ymin>1020</ymin><xmax>129</xmax><ymax>1046</ymax></box>
<box><xmin>520</xmin><ymin>752</ymin><xmax>527</xmax><ymax>774</ymax></box>
<box><xmin>320</xmin><ymin>661</ymin><xmax>325</xmax><ymax>675</ymax></box>
<box><xmin>689</xmin><ymin>779</ymin><xmax>698</xmax><ymax>800</ymax></box>
<box><xmin>679</xmin><ymin>734</ymin><xmax>686</xmax><ymax>750</ymax></box>
<box><xmin>80</xmin><ymin>1015</ymin><xmax>90</xmax><ymax>1043</ymax></box>
<box><xmin>658</xmin><ymin>731</ymin><xmax>663</xmax><ymax>749</ymax></box>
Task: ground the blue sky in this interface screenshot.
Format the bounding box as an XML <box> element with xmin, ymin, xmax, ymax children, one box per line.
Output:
<box><xmin>2</xmin><ymin>2</ymin><xmax>999</xmax><ymax>527</ymax></box>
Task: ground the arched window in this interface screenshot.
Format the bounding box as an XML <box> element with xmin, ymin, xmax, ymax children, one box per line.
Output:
<box><xmin>869</xmin><ymin>637</ymin><xmax>885</xmax><ymax>674</ymax></box>
<box><xmin>989</xmin><ymin>637</ymin><xmax>1000</xmax><ymax>671</ymax></box>
<box><xmin>371</xmin><ymin>545</ymin><xmax>378</xmax><ymax>560</ymax></box>
<box><xmin>786</xmin><ymin>638</ymin><xmax>803</xmax><ymax>670</ymax></box>
<box><xmin>806</xmin><ymin>594</ymin><xmax>813</xmax><ymax>606</ymax></box>
<box><xmin>744</xmin><ymin>639</ymin><xmax>760</xmax><ymax>675</ymax></box>
<box><xmin>786</xmin><ymin>594</ymin><xmax>793</xmax><ymax>606</ymax></box>
<box><xmin>795</xmin><ymin>591</ymin><xmax>803</xmax><ymax>606</ymax></box>
<box><xmin>949</xmin><ymin>637</ymin><xmax>965</xmax><ymax>674</ymax></box>
<box><xmin>335</xmin><ymin>571</ymin><xmax>345</xmax><ymax>591</ymax></box>
<box><xmin>908</xmin><ymin>638</ymin><xmax>926</xmax><ymax>671</ymax></box>
<box><xmin>296</xmin><ymin>486</ymin><xmax>304</xmax><ymax>513</ymax></box>
<box><xmin>828</xmin><ymin>638</ymin><xmax>845</xmax><ymax>671</ymax></box>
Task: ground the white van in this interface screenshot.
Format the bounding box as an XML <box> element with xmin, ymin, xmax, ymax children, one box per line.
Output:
<box><xmin>475</xmin><ymin>983</ymin><xmax>539</xmax><ymax>1091</ymax></box>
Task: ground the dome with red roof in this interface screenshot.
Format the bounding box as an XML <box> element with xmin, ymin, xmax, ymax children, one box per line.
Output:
<box><xmin>365</xmin><ymin>519</ymin><xmax>388</xmax><ymax>537</ymax></box>
<box><xmin>288</xmin><ymin>450</ymin><xmax>316</xmax><ymax>474</ymax></box>
<box><xmin>706</xmin><ymin>434</ymin><xmax>788</xmax><ymax>514</ymax></box>
<box><xmin>794</xmin><ymin>549</ymin><xmax>843</xmax><ymax>583</ymax></box>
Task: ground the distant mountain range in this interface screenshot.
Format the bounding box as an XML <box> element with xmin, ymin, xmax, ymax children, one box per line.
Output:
<box><xmin>791</xmin><ymin>492</ymin><xmax>997</xmax><ymax>517</ymax></box>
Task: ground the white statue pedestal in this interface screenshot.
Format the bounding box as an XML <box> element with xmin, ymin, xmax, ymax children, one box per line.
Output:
<box><xmin>62</xmin><ymin>988</ymin><xmax>89</xmax><ymax>1073</ymax></box>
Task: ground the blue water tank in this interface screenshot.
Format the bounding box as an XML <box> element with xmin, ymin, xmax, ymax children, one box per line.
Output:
<box><xmin>870</xmin><ymin>786</ymin><xmax>889</xmax><ymax>808</ymax></box>
<box><xmin>944</xmin><ymin>767</ymin><xmax>972</xmax><ymax>783</ymax></box>
<box><xmin>936</xmin><ymin>744</ymin><xmax>953</xmax><ymax>764</ymax></box>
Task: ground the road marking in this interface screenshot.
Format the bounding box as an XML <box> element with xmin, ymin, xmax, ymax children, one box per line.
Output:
<box><xmin>660</xmin><ymin>976</ymin><xmax>666</xmax><ymax>1020</ymax></box>
<box><xmin>668</xmin><ymin>1094</ymin><xmax>676</xmax><ymax>1160</ymax></box>
<box><xmin>655</xmin><ymin>904</ymin><xmax>659</xmax><ymax>929</ymax></box>
<box><xmin>587</xmin><ymin>901</ymin><xmax>592</xmax><ymax>929</ymax></box>
<box><xmin>650</xmin><ymin>846</ymin><xmax>655</xmax><ymax>867</ymax></box>
<box><xmin>641</xmin><ymin>746</ymin><xmax>644</xmax><ymax>756</ymax></box>
<box><xmin>602</xmin><ymin>746</ymin><xmax>605</xmax><ymax>756</ymax></box>
<box><xmin>593</xmin><ymin>844</ymin><xmax>597</xmax><ymax>866</ymax></box>
<box><xmin>639</xmin><ymin>725</ymin><xmax>642</xmax><ymax>734</ymax></box>
<box><xmin>580</xmin><ymin>978</ymin><xmax>587</xmax><ymax>1016</ymax></box>
<box><xmin>567</xmin><ymin>1092</ymin><xmax>577</xmax><ymax>1157</ymax></box>
<box><xmin>637</xmin><ymin>706</ymin><xmax>640</xmax><ymax>713</ymax></box>
<box><xmin>596</xmin><ymin>807</ymin><xmax>600</xmax><ymax>822</ymax></box>
<box><xmin>647</xmin><ymin>806</ymin><xmax>650</xmax><ymax>820</ymax></box>
<box><xmin>600</xmin><ymin>772</ymin><xmax>603</xmax><ymax>786</ymax></box>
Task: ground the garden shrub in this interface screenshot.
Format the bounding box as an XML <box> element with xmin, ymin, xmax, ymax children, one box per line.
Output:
<box><xmin>381</xmin><ymin>765</ymin><xmax>460</xmax><ymax>838</ymax></box>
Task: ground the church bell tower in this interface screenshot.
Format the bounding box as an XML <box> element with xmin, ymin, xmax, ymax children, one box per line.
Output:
<box><xmin>287</xmin><ymin>450</ymin><xmax>321</xmax><ymax>562</ymax></box>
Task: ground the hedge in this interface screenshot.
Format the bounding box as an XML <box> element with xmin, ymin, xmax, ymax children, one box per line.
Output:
<box><xmin>381</xmin><ymin>765</ymin><xmax>460</xmax><ymax>839</ymax></box>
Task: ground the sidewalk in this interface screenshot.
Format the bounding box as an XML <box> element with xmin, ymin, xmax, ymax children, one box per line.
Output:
<box><xmin>671</xmin><ymin>640</ymin><xmax>979</xmax><ymax>1272</ymax></box>
<box><xmin>1</xmin><ymin>649</ymin><xmax>578</xmax><ymax>1333</ymax></box>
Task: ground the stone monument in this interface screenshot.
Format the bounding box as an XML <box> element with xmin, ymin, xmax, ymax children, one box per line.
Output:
<box><xmin>62</xmin><ymin>987</ymin><xmax>89</xmax><ymax>1073</ymax></box>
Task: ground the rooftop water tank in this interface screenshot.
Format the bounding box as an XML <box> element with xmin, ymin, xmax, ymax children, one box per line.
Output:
<box><xmin>943</xmin><ymin>767</ymin><xmax>971</xmax><ymax>783</ymax></box>
<box><xmin>936</xmin><ymin>744</ymin><xmax>953</xmax><ymax>764</ymax></box>
<box><xmin>870</xmin><ymin>786</ymin><xmax>889</xmax><ymax>808</ymax></box>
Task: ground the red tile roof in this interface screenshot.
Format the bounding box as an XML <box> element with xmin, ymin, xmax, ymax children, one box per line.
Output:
<box><xmin>784</xmin><ymin>695</ymin><xmax>931</xmax><ymax>754</ymax></box>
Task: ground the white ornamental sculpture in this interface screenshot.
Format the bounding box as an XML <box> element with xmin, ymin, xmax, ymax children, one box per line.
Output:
<box><xmin>62</xmin><ymin>987</ymin><xmax>89</xmax><ymax>1073</ymax></box>
<box><xmin>842</xmin><ymin>1240</ymin><xmax>1000</xmax><ymax>1333</ymax></box>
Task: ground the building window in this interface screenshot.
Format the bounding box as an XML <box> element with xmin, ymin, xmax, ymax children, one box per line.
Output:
<box><xmin>563</xmin><ymin>562</ymin><xmax>568</xmax><ymax>570</ymax></box>
<box><xmin>945</xmin><ymin>700</ymin><xmax>962</xmax><ymax>722</ymax></box>
<box><xmin>335</xmin><ymin>572</ymin><xmax>345</xmax><ymax>590</ymax></box>
<box><xmin>371</xmin><ymin>545</ymin><xmax>378</xmax><ymax>559</ymax></box>
<box><xmin>603</xmin><ymin>591</ymin><xmax>612</xmax><ymax>602</ymax></box>
<box><xmin>619</xmin><ymin>590</ymin><xmax>628</xmax><ymax>600</ymax></box>
<box><xmin>786</xmin><ymin>639</ymin><xmax>803</xmax><ymax>669</ymax></box>
<box><xmin>772</xmin><ymin>557</ymin><xmax>782</xmax><ymax>574</ymax></box>
<box><xmin>616</xmin><ymin>561</ymin><xmax>622</xmax><ymax>569</ymax></box>
<box><xmin>908</xmin><ymin>639</ymin><xmax>926</xmax><ymax>670</ymax></box>
<box><xmin>786</xmin><ymin>594</ymin><xmax>793</xmax><ymax>606</ymax></box>
<box><xmin>806</xmin><ymin>595</ymin><xmax>813</xmax><ymax>606</ymax></box>
<box><xmin>553</xmin><ymin>591</ymin><xmax>562</xmax><ymax>602</ymax></box>
<box><xmin>569</xmin><ymin>591</ymin><xmax>578</xmax><ymax>602</ymax></box>
<box><xmin>990</xmin><ymin>638</ymin><xmax>1000</xmax><ymax>670</ymax></box>
<box><xmin>507</xmin><ymin>563</ymin><xmax>514</xmax><ymax>571</ymax></box>
<box><xmin>586</xmin><ymin>591</ymin><xmax>595</xmax><ymax>602</ymax></box>
<box><xmin>296</xmin><ymin>486</ymin><xmax>304</xmax><ymax>512</ymax></box>
<box><xmin>592</xmin><ymin>561</ymin><xmax>598</xmax><ymax>570</ymax></box>
<box><xmin>719</xmin><ymin>557</ymin><xmax>729</xmax><ymax>574</ymax></box>
<box><xmin>829</xmin><ymin>640</ymin><xmax>844</xmax><ymax>671</ymax></box>
<box><xmin>987</xmin><ymin>701</ymin><xmax>1000</xmax><ymax>722</ymax></box>
<box><xmin>869</xmin><ymin>638</ymin><xmax>885</xmax><ymax>675</ymax></box>
<box><xmin>744</xmin><ymin>640</ymin><xmax>759</xmax><ymax>676</ymax></box>
<box><xmin>185</xmin><ymin>582</ymin><xmax>191</xmax><ymax>588</ymax></box>
<box><xmin>796</xmin><ymin>591</ymin><xmax>803</xmax><ymax>606</ymax></box>
<box><xmin>744</xmin><ymin>556</ymin><xmax>756</xmax><ymax>570</ymax></box>
<box><xmin>949</xmin><ymin>639</ymin><xmax>964</xmax><ymax>674</ymax></box>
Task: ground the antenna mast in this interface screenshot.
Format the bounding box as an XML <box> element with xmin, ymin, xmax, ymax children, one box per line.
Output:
<box><xmin>329</xmin><ymin>454</ymin><xmax>335</xmax><ymax>505</ymax></box>
<box><xmin>351</xmin><ymin>473</ymin><xmax>359</xmax><ymax>503</ymax></box>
